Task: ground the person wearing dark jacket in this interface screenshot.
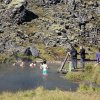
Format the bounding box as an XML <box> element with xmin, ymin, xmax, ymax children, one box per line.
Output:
<box><xmin>79</xmin><ymin>46</ymin><xmax>86</xmax><ymax>68</ymax></box>
<box><xmin>24</xmin><ymin>47</ymin><xmax>32</xmax><ymax>56</ymax></box>
<box><xmin>70</xmin><ymin>47</ymin><xmax>78</xmax><ymax>69</ymax></box>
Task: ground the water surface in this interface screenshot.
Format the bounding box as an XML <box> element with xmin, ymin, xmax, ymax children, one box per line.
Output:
<box><xmin>0</xmin><ymin>62</ymin><xmax>78</xmax><ymax>92</ymax></box>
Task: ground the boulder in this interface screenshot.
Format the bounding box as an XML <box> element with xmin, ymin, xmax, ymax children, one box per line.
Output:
<box><xmin>0</xmin><ymin>29</ymin><xmax>4</xmax><ymax>33</ymax></box>
<box><xmin>16</xmin><ymin>30</ymin><xmax>28</xmax><ymax>39</ymax></box>
<box><xmin>0</xmin><ymin>43</ymin><xmax>5</xmax><ymax>53</ymax></box>
<box><xmin>3</xmin><ymin>0</ymin><xmax>12</xmax><ymax>4</ymax></box>
<box><xmin>30</xmin><ymin>47</ymin><xmax>39</xmax><ymax>57</ymax></box>
<box><xmin>3</xmin><ymin>0</ymin><xmax>28</xmax><ymax>24</ymax></box>
<box><xmin>24</xmin><ymin>47</ymin><xmax>39</xmax><ymax>57</ymax></box>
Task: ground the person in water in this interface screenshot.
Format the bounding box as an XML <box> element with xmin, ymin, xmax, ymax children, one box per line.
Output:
<box><xmin>29</xmin><ymin>61</ymin><xmax>36</xmax><ymax>68</ymax></box>
<box><xmin>13</xmin><ymin>59</ymin><xmax>24</xmax><ymax>68</ymax></box>
<box><xmin>95</xmin><ymin>48</ymin><xmax>100</xmax><ymax>66</ymax></box>
<box><xmin>40</xmin><ymin>60</ymin><xmax>48</xmax><ymax>76</ymax></box>
<box><xmin>19</xmin><ymin>61</ymin><xmax>24</xmax><ymax>68</ymax></box>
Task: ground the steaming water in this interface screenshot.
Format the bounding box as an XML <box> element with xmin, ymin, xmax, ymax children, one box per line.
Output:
<box><xmin>0</xmin><ymin>62</ymin><xmax>78</xmax><ymax>92</ymax></box>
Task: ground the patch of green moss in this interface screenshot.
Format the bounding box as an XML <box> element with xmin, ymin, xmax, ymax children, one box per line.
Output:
<box><xmin>78</xmin><ymin>84</ymin><xmax>100</xmax><ymax>92</ymax></box>
<box><xmin>0</xmin><ymin>53</ymin><xmax>16</xmax><ymax>63</ymax></box>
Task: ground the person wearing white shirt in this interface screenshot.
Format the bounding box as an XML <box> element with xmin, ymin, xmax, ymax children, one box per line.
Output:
<box><xmin>40</xmin><ymin>60</ymin><xmax>48</xmax><ymax>76</ymax></box>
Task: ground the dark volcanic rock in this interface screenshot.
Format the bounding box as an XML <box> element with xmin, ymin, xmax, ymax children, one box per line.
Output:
<box><xmin>3</xmin><ymin>0</ymin><xmax>28</xmax><ymax>24</ymax></box>
<box><xmin>0</xmin><ymin>29</ymin><xmax>4</xmax><ymax>33</ymax></box>
<box><xmin>1</xmin><ymin>0</ymin><xmax>38</xmax><ymax>25</ymax></box>
<box><xmin>0</xmin><ymin>43</ymin><xmax>5</xmax><ymax>53</ymax></box>
<box><xmin>0</xmin><ymin>0</ymin><xmax>100</xmax><ymax>59</ymax></box>
<box><xmin>24</xmin><ymin>47</ymin><xmax>39</xmax><ymax>57</ymax></box>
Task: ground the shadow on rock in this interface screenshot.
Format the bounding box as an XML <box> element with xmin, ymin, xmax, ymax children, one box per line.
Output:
<box><xmin>24</xmin><ymin>10</ymin><xmax>39</xmax><ymax>22</ymax></box>
<box><xmin>17</xmin><ymin>10</ymin><xmax>39</xmax><ymax>24</ymax></box>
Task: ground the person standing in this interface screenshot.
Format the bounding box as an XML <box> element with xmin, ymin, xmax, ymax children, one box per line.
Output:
<box><xmin>67</xmin><ymin>51</ymin><xmax>72</xmax><ymax>72</ymax></box>
<box><xmin>40</xmin><ymin>60</ymin><xmax>48</xmax><ymax>76</ymax></box>
<box><xmin>95</xmin><ymin>48</ymin><xmax>100</xmax><ymax>66</ymax></box>
<box><xmin>79</xmin><ymin>46</ymin><xmax>86</xmax><ymax>69</ymax></box>
<box><xmin>70</xmin><ymin>47</ymin><xmax>78</xmax><ymax>69</ymax></box>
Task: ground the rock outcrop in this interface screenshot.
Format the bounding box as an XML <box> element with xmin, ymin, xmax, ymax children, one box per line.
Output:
<box><xmin>0</xmin><ymin>0</ymin><xmax>100</xmax><ymax>60</ymax></box>
<box><xmin>2</xmin><ymin>0</ymin><xmax>28</xmax><ymax>24</ymax></box>
<box><xmin>34</xmin><ymin>0</ymin><xmax>100</xmax><ymax>47</ymax></box>
<box><xmin>2</xmin><ymin>0</ymin><xmax>12</xmax><ymax>4</ymax></box>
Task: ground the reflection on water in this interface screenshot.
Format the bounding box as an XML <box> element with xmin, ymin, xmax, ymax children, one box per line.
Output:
<box><xmin>0</xmin><ymin>62</ymin><xmax>78</xmax><ymax>92</ymax></box>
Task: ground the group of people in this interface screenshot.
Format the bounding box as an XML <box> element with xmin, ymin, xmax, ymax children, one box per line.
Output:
<box><xmin>13</xmin><ymin>60</ymin><xmax>48</xmax><ymax>76</ymax></box>
<box><xmin>67</xmin><ymin>46</ymin><xmax>86</xmax><ymax>72</ymax></box>
<box><xmin>13</xmin><ymin>46</ymin><xmax>100</xmax><ymax>76</ymax></box>
<box><xmin>30</xmin><ymin>60</ymin><xmax>48</xmax><ymax>76</ymax></box>
<box><xmin>67</xmin><ymin>46</ymin><xmax>100</xmax><ymax>72</ymax></box>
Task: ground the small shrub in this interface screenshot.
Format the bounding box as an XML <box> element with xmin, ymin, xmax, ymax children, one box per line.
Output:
<box><xmin>78</xmin><ymin>84</ymin><xmax>100</xmax><ymax>92</ymax></box>
<box><xmin>92</xmin><ymin>67</ymin><xmax>100</xmax><ymax>84</ymax></box>
<box><xmin>66</xmin><ymin>72</ymin><xmax>85</xmax><ymax>81</ymax></box>
<box><xmin>78</xmin><ymin>84</ymin><xmax>89</xmax><ymax>91</ymax></box>
<box><xmin>85</xmin><ymin>65</ymin><xmax>93</xmax><ymax>73</ymax></box>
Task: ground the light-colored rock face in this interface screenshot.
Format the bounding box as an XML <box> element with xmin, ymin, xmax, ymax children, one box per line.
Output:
<box><xmin>3</xmin><ymin>0</ymin><xmax>12</xmax><ymax>4</ymax></box>
<box><xmin>8</xmin><ymin>0</ymin><xmax>27</xmax><ymax>8</ymax></box>
<box><xmin>0</xmin><ymin>0</ymin><xmax>11</xmax><ymax>4</ymax></box>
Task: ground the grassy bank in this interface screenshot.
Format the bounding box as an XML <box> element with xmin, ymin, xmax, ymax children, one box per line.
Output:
<box><xmin>65</xmin><ymin>63</ymin><xmax>100</xmax><ymax>85</ymax></box>
<box><xmin>0</xmin><ymin>87</ymin><xmax>100</xmax><ymax>100</ymax></box>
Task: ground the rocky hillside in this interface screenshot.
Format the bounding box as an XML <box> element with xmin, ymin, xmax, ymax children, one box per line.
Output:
<box><xmin>0</xmin><ymin>0</ymin><xmax>100</xmax><ymax>61</ymax></box>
